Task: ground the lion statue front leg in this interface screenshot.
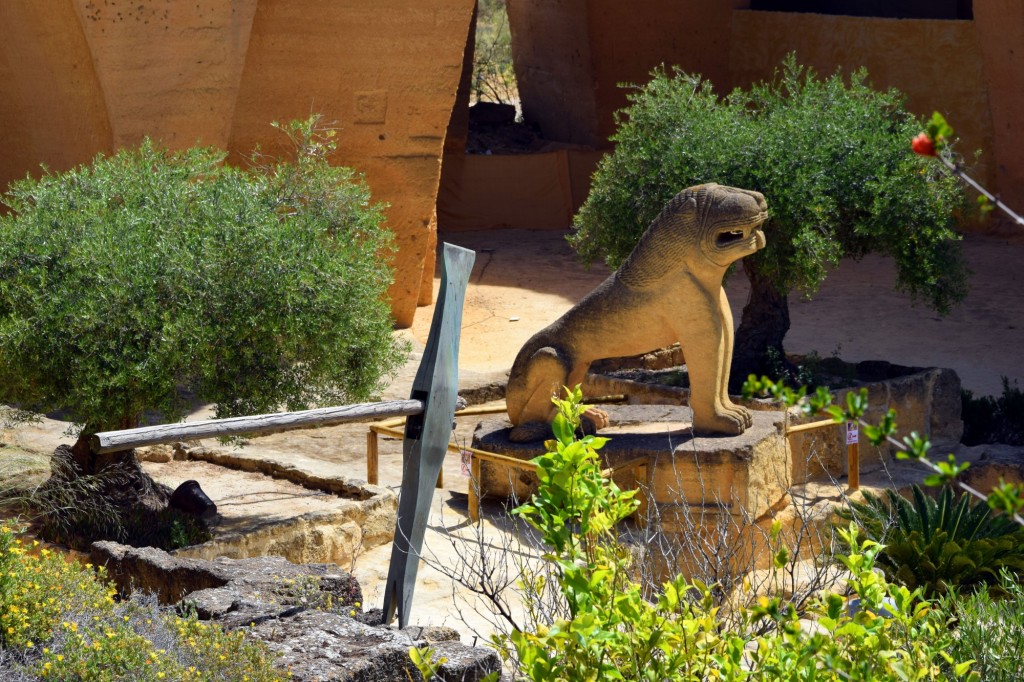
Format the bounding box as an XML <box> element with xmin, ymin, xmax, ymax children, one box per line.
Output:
<box><xmin>716</xmin><ymin>287</ymin><xmax>752</xmax><ymax>429</ymax></box>
<box><xmin>674</xmin><ymin>309</ymin><xmax>748</xmax><ymax>437</ymax></box>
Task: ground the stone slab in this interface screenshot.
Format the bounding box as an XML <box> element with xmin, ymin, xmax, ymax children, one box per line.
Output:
<box><xmin>89</xmin><ymin>542</ymin><xmax>500</xmax><ymax>682</ymax></box>
<box><xmin>472</xmin><ymin>404</ymin><xmax>791</xmax><ymax>519</ymax></box>
<box><xmin>141</xmin><ymin>455</ymin><xmax>397</xmax><ymax>570</ymax></box>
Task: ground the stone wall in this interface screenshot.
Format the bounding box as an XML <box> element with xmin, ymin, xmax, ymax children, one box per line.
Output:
<box><xmin>505</xmin><ymin>0</ymin><xmax>600</xmax><ymax>146</ymax></box>
<box><xmin>0</xmin><ymin>0</ymin><xmax>476</xmax><ymax>327</ymax></box>
<box><xmin>585</xmin><ymin>0</ymin><xmax>744</xmax><ymax>144</ymax></box>
<box><xmin>974</xmin><ymin>1</ymin><xmax>1024</xmax><ymax>217</ymax></box>
<box><xmin>506</xmin><ymin>0</ymin><xmax>745</xmax><ymax>147</ymax></box>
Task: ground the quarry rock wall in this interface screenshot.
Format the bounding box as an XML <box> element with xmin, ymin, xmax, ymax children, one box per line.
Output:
<box><xmin>0</xmin><ymin>0</ymin><xmax>476</xmax><ymax>327</ymax></box>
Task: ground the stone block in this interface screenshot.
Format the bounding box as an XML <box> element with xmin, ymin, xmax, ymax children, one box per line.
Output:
<box><xmin>626</xmin><ymin>487</ymin><xmax>835</xmax><ymax>584</ymax></box>
<box><xmin>141</xmin><ymin>451</ymin><xmax>398</xmax><ymax>570</ymax></box>
<box><xmin>472</xmin><ymin>404</ymin><xmax>790</xmax><ymax>520</ymax></box>
<box><xmin>90</xmin><ymin>541</ymin><xmax>362</xmax><ymax>608</ymax></box>
<box><xmin>248</xmin><ymin>610</ymin><xmax>499</xmax><ymax>682</ymax></box>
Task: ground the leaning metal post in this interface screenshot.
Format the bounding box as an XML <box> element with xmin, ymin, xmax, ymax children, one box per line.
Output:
<box><xmin>382</xmin><ymin>242</ymin><xmax>475</xmax><ymax>628</ymax></box>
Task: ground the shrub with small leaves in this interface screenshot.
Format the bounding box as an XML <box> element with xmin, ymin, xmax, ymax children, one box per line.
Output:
<box><xmin>0</xmin><ymin>525</ymin><xmax>116</xmax><ymax>651</ymax></box>
<box><xmin>0</xmin><ymin>525</ymin><xmax>288</xmax><ymax>680</ymax></box>
<box><xmin>936</xmin><ymin>570</ymin><xmax>1024</xmax><ymax>681</ymax></box>
<box><xmin>573</xmin><ymin>55</ymin><xmax>967</xmax><ymax>382</ymax></box>
<box><xmin>961</xmin><ymin>377</ymin><xmax>1024</xmax><ymax>446</ymax></box>
<box><xmin>0</xmin><ymin>115</ymin><xmax>405</xmax><ymax>467</ymax></box>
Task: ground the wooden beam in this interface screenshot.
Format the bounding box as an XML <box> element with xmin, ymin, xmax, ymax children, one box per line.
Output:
<box><xmin>785</xmin><ymin>418</ymin><xmax>837</xmax><ymax>435</ymax></box>
<box><xmin>366</xmin><ymin>430</ymin><xmax>379</xmax><ymax>486</ymax></box>
<box><xmin>91</xmin><ymin>400</ymin><xmax>426</xmax><ymax>454</ymax></box>
<box><xmin>468</xmin><ymin>453</ymin><xmax>482</xmax><ymax>523</ymax></box>
<box><xmin>93</xmin><ymin>396</ymin><xmax>469</xmax><ymax>454</ymax></box>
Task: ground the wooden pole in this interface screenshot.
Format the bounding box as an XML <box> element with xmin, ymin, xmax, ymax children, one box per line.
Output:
<box><xmin>469</xmin><ymin>453</ymin><xmax>482</xmax><ymax>523</ymax></box>
<box><xmin>366</xmin><ymin>430</ymin><xmax>379</xmax><ymax>486</ymax></box>
<box><xmin>848</xmin><ymin>440</ymin><xmax>860</xmax><ymax>491</ymax></box>
<box><xmin>93</xmin><ymin>396</ymin><xmax>467</xmax><ymax>455</ymax></box>
<box><xmin>846</xmin><ymin>420</ymin><xmax>860</xmax><ymax>491</ymax></box>
<box><xmin>785</xmin><ymin>418</ymin><xmax>837</xmax><ymax>435</ymax></box>
<box><xmin>91</xmin><ymin>399</ymin><xmax>426</xmax><ymax>454</ymax></box>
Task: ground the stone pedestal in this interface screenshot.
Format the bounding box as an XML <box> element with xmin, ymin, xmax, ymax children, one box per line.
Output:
<box><xmin>472</xmin><ymin>404</ymin><xmax>791</xmax><ymax>519</ymax></box>
<box><xmin>472</xmin><ymin>405</ymin><xmax>795</xmax><ymax>580</ymax></box>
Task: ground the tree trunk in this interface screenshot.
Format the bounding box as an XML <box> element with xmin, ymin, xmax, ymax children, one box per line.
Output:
<box><xmin>69</xmin><ymin>431</ymin><xmax>98</xmax><ymax>475</ymax></box>
<box><xmin>68</xmin><ymin>417</ymin><xmax>140</xmax><ymax>476</ymax></box>
<box><xmin>730</xmin><ymin>259</ymin><xmax>793</xmax><ymax>391</ymax></box>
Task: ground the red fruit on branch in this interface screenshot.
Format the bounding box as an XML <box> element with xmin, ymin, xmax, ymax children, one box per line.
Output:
<box><xmin>912</xmin><ymin>132</ymin><xmax>937</xmax><ymax>157</ymax></box>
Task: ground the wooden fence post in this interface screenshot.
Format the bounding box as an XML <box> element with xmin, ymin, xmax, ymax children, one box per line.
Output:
<box><xmin>468</xmin><ymin>453</ymin><xmax>482</xmax><ymax>523</ymax></box>
<box><xmin>366</xmin><ymin>430</ymin><xmax>379</xmax><ymax>486</ymax></box>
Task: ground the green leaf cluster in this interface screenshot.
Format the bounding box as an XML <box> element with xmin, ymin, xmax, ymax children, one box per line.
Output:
<box><xmin>514</xmin><ymin>385</ymin><xmax>638</xmax><ymax>560</ymax></box>
<box><xmin>838</xmin><ymin>484</ymin><xmax>1024</xmax><ymax>596</ymax></box>
<box><xmin>0</xmin><ymin>116</ymin><xmax>405</xmax><ymax>437</ymax></box>
<box><xmin>491</xmin><ymin>387</ymin><xmax>971</xmax><ymax>681</ymax></box>
<box><xmin>935</xmin><ymin>571</ymin><xmax>1024</xmax><ymax>681</ymax></box>
<box><xmin>571</xmin><ymin>55</ymin><xmax>967</xmax><ymax>315</ymax></box>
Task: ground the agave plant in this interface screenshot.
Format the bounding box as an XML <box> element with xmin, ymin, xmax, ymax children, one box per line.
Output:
<box><xmin>837</xmin><ymin>484</ymin><xmax>1024</xmax><ymax>596</ymax></box>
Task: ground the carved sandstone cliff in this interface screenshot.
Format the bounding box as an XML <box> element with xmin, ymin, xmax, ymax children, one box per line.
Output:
<box><xmin>0</xmin><ymin>0</ymin><xmax>475</xmax><ymax>327</ymax></box>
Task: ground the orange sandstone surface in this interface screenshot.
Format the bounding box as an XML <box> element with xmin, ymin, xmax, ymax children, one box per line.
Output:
<box><xmin>0</xmin><ymin>0</ymin><xmax>475</xmax><ymax>327</ymax></box>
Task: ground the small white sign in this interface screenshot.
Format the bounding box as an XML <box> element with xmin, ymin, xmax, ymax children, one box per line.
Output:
<box><xmin>460</xmin><ymin>450</ymin><xmax>472</xmax><ymax>477</ymax></box>
<box><xmin>846</xmin><ymin>421</ymin><xmax>859</xmax><ymax>445</ymax></box>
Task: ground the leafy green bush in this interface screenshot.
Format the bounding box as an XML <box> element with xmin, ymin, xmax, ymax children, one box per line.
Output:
<box><xmin>0</xmin><ymin>116</ymin><xmax>405</xmax><ymax>471</ymax></box>
<box><xmin>962</xmin><ymin>377</ymin><xmax>1024</xmax><ymax>446</ymax></box>
<box><xmin>465</xmin><ymin>388</ymin><xmax>972</xmax><ymax>681</ymax></box>
<box><xmin>0</xmin><ymin>524</ymin><xmax>286</xmax><ymax>680</ymax></box>
<box><xmin>838</xmin><ymin>483</ymin><xmax>1024</xmax><ymax>596</ymax></box>
<box><xmin>571</xmin><ymin>55</ymin><xmax>967</xmax><ymax>382</ymax></box>
<box><xmin>936</xmin><ymin>571</ymin><xmax>1024</xmax><ymax>682</ymax></box>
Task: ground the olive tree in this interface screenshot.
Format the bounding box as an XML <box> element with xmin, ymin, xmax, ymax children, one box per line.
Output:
<box><xmin>0</xmin><ymin>117</ymin><xmax>406</xmax><ymax>474</ymax></box>
<box><xmin>571</xmin><ymin>56</ymin><xmax>967</xmax><ymax>384</ymax></box>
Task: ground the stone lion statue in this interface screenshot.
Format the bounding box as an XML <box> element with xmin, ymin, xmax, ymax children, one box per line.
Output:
<box><xmin>506</xmin><ymin>183</ymin><xmax>768</xmax><ymax>441</ymax></box>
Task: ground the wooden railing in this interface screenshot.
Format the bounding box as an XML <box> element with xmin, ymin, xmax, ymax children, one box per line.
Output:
<box><xmin>786</xmin><ymin>418</ymin><xmax>860</xmax><ymax>490</ymax></box>
<box><xmin>365</xmin><ymin>404</ymin><xmax>653</xmax><ymax>527</ymax></box>
<box><xmin>93</xmin><ymin>399</ymin><xmax>441</xmax><ymax>454</ymax></box>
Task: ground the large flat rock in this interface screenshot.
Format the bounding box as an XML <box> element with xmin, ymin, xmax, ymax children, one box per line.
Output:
<box><xmin>89</xmin><ymin>542</ymin><xmax>500</xmax><ymax>682</ymax></box>
<box><xmin>140</xmin><ymin>448</ymin><xmax>397</xmax><ymax>569</ymax></box>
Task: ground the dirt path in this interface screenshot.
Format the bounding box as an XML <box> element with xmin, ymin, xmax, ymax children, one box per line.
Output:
<box><xmin>419</xmin><ymin>229</ymin><xmax>1024</xmax><ymax>398</ymax></box>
